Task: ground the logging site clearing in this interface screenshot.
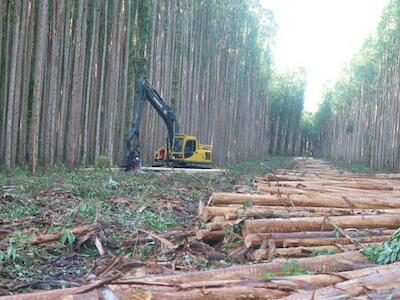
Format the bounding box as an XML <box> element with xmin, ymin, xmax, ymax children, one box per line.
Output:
<box><xmin>1</xmin><ymin>0</ymin><xmax>400</xmax><ymax>299</ymax></box>
<box><xmin>2</xmin><ymin>157</ymin><xmax>400</xmax><ymax>299</ymax></box>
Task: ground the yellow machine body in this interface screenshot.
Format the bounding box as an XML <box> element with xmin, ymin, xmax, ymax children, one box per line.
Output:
<box><xmin>154</xmin><ymin>133</ymin><xmax>212</xmax><ymax>166</ymax></box>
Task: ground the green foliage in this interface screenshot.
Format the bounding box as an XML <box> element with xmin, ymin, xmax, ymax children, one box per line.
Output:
<box><xmin>300</xmin><ymin>112</ymin><xmax>315</xmax><ymax>156</ymax></box>
<box><xmin>311</xmin><ymin>249</ymin><xmax>338</xmax><ymax>256</ymax></box>
<box><xmin>362</xmin><ymin>229</ymin><xmax>400</xmax><ymax>264</ymax></box>
<box><xmin>261</xmin><ymin>272</ymin><xmax>275</xmax><ymax>279</ymax></box>
<box><xmin>5</xmin><ymin>239</ymin><xmax>18</xmax><ymax>262</ymax></box>
<box><xmin>268</xmin><ymin>68</ymin><xmax>307</xmax><ymax>155</ymax></box>
<box><xmin>237</xmin><ymin>199</ymin><xmax>253</xmax><ymax>215</ymax></box>
<box><xmin>0</xmin><ymin>156</ymin><xmax>295</xmax><ymax>287</ymax></box>
<box><xmin>329</xmin><ymin>158</ymin><xmax>389</xmax><ymax>175</ymax></box>
<box><xmin>261</xmin><ymin>260</ymin><xmax>311</xmax><ymax>278</ymax></box>
<box><xmin>314</xmin><ymin>0</ymin><xmax>400</xmax><ymax>153</ymax></box>
<box><xmin>95</xmin><ymin>155</ymin><xmax>110</xmax><ymax>169</ymax></box>
<box><xmin>60</xmin><ymin>229</ymin><xmax>76</xmax><ymax>252</ymax></box>
<box><xmin>282</xmin><ymin>260</ymin><xmax>311</xmax><ymax>276</ymax></box>
<box><xmin>140</xmin><ymin>209</ymin><xmax>178</xmax><ymax>231</ymax></box>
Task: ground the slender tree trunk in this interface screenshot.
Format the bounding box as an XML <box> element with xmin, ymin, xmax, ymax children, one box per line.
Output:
<box><xmin>67</xmin><ymin>0</ymin><xmax>87</xmax><ymax>168</ymax></box>
<box><xmin>95</xmin><ymin>0</ymin><xmax>108</xmax><ymax>162</ymax></box>
<box><xmin>82</xmin><ymin>0</ymin><xmax>99</xmax><ymax>165</ymax></box>
<box><xmin>46</xmin><ymin>0</ymin><xmax>64</xmax><ymax>167</ymax></box>
<box><xmin>30</xmin><ymin>0</ymin><xmax>49</xmax><ymax>173</ymax></box>
<box><xmin>18</xmin><ymin>0</ymin><xmax>35</xmax><ymax>166</ymax></box>
<box><xmin>5</xmin><ymin>1</ymin><xmax>21</xmax><ymax>169</ymax></box>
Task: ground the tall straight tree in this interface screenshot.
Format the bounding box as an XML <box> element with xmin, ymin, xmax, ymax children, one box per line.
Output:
<box><xmin>30</xmin><ymin>0</ymin><xmax>49</xmax><ymax>173</ymax></box>
<box><xmin>67</xmin><ymin>0</ymin><xmax>87</xmax><ymax>168</ymax></box>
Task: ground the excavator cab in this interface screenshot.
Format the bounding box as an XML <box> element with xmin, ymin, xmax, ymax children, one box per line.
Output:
<box><xmin>154</xmin><ymin>133</ymin><xmax>212</xmax><ymax>167</ymax></box>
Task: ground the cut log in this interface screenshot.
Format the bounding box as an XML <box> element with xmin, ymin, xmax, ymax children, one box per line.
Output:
<box><xmin>138</xmin><ymin>287</ymin><xmax>289</xmax><ymax>300</ymax></box>
<box><xmin>252</xmin><ymin>243</ymin><xmax>380</xmax><ymax>260</ymax></box>
<box><xmin>28</xmin><ymin>224</ymin><xmax>98</xmax><ymax>245</ymax></box>
<box><xmin>256</xmin><ymin>185</ymin><xmax>309</xmax><ymax>195</ymax></box>
<box><xmin>6</xmin><ymin>263</ymin><xmax>400</xmax><ymax>300</ymax></box>
<box><xmin>244</xmin><ymin>230</ymin><xmax>393</xmax><ymax>248</ymax></box>
<box><xmin>257</xmin><ymin>175</ymin><xmax>306</xmax><ymax>182</ymax></box>
<box><xmin>269</xmin><ymin>261</ymin><xmax>400</xmax><ymax>290</ymax></box>
<box><xmin>135</xmin><ymin>251</ymin><xmax>370</xmax><ymax>284</ymax></box>
<box><xmin>320</xmin><ymin>181</ymin><xmax>394</xmax><ymax>191</ymax></box>
<box><xmin>242</xmin><ymin>215</ymin><xmax>400</xmax><ymax>235</ymax></box>
<box><xmin>189</xmin><ymin>241</ymin><xmax>226</xmax><ymax>260</ymax></box>
<box><xmin>199</xmin><ymin>204</ymin><xmax>400</xmax><ymax>221</ymax></box>
<box><xmin>196</xmin><ymin>230</ymin><xmax>225</xmax><ymax>243</ymax></box>
<box><xmin>206</xmin><ymin>221</ymin><xmax>235</xmax><ymax>231</ymax></box>
<box><xmin>284</xmin><ymin>268</ymin><xmax>400</xmax><ymax>300</ymax></box>
<box><xmin>375</xmin><ymin>173</ymin><xmax>400</xmax><ymax>180</ymax></box>
<box><xmin>281</xmin><ymin>236</ymin><xmax>389</xmax><ymax>247</ymax></box>
<box><xmin>211</xmin><ymin>192</ymin><xmax>400</xmax><ymax>209</ymax></box>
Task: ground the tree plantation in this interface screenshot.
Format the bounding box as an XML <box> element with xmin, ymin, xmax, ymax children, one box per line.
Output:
<box><xmin>3</xmin><ymin>1</ymin><xmax>400</xmax><ymax>298</ymax></box>
<box><xmin>313</xmin><ymin>0</ymin><xmax>400</xmax><ymax>171</ymax></box>
<box><xmin>0</xmin><ymin>0</ymin><xmax>306</xmax><ymax>171</ymax></box>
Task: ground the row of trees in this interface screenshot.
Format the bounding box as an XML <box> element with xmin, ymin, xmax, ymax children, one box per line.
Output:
<box><xmin>314</xmin><ymin>0</ymin><xmax>400</xmax><ymax>171</ymax></box>
<box><xmin>268</xmin><ymin>68</ymin><xmax>306</xmax><ymax>156</ymax></box>
<box><xmin>0</xmin><ymin>0</ymin><xmax>306</xmax><ymax>171</ymax></box>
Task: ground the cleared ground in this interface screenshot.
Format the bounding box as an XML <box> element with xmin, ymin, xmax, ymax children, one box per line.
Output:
<box><xmin>0</xmin><ymin>156</ymin><xmax>295</xmax><ymax>295</ymax></box>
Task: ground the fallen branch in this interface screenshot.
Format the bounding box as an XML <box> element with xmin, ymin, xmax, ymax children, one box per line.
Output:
<box><xmin>28</xmin><ymin>224</ymin><xmax>98</xmax><ymax>245</ymax></box>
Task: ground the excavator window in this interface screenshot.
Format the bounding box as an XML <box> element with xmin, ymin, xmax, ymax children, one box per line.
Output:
<box><xmin>173</xmin><ymin>138</ymin><xmax>184</xmax><ymax>152</ymax></box>
<box><xmin>184</xmin><ymin>140</ymin><xmax>196</xmax><ymax>158</ymax></box>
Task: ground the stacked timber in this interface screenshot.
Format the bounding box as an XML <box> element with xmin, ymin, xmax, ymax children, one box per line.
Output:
<box><xmin>198</xmin><ymin>158</ymin><xmax>400</xmax><ymax>261</ymax></box>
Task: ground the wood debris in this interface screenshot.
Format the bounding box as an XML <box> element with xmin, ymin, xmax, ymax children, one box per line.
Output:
<box><xmin>4</xmin><ymin>158</ymin><xmax>400</xmax><ymax>299</ymax></box>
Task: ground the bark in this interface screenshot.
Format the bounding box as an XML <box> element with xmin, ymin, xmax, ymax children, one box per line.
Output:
<box><xmin>5</xmin><ymin>263</ymin><xmax>400</xmax><ymax>300</ymax></box>
<box><xmin>210</xmin><ymin>192</ymin><xmax>400</xmax><ymax>209</ymax></box>
<box><xmin>252</xmin><ymin>243</ymin><xmax>380</xmax><ymax>260</ymax></box>
<box><xmin>285</xmin><ymin>268</ymin><xmax>400</xmax><ymax>300</ymax></box>
<box><xmin>280</xmin><ymin>235</ymin><xmax>389</xmax><ymax>247</ymax></box>
<box><xmin>67</xmin><ymin>0</ymin><xmax>87</xmax><ymax>168</ymax></box>
<box><xmin>30</xmin><ymin>0</ymin><xmax>49</xmax><ymax>173</ymax></box>
<box><xmin>242</xmin><ymin>214</ymin><xmax>400</xmax><ymax>235</ymax></box>
<box><xmin>94</xmin><ymin>0</ymin><xmax>109</xmax><ymax>162</ymax></box>
<box><xmin>17</xmin><ymin>0</ymin><xmax>35</xmax><ymax>166</ymax></box>
<box><xmin>46</xmin><ymin>0</ymin><xmax>65</xmax><ymax>166</ymax></box>
<box><xmin>28</xmin><ymin>224</ymin><xmax>98</xmax><ymax>245</ymax></box>
<box><xmin>82</xmin><ymin>0</ymin><xmax>100</xmax><ymax>165</ymax></box>
<box><xmin>56</xmin><ymin>0</ymin><xmax>73</xmax><ymax>163</ymax></box>
<box><xmin>200</xmin><ymin>205</ymin><xmax>400</xmax><ymax>221</ymax></box>
<box><xmin>133</xmin><ymin>251</ymin><xmax>370</xmax><ymax>283</ymax></box>
<box><xmin>5</xmin><ymin>0</ymin><xmax>21</xmax><ymax>169</ymax></box>
<box><xmin>196</xmin><ymin>230</ymin><xmax>225</xmax><ymax>243</ymax></box>
<box><xmin>244</xmin><ymin>229</ymin><xmax>394</xmax><ymax>248</ymax></box>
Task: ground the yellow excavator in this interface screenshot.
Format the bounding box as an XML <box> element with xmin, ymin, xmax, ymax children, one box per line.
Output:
<box><xmin>123</xmin><ymin>76</ymin><xmax>212</xmax><ymax>170</ymax></box>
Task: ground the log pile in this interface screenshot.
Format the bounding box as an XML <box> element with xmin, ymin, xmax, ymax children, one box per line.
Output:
<box><xmin>4</xmin><ymin>158</ymin><xmax>400</xmax><ymax>299</ymax></box>
<box><xmin>198</xmin><ymin>158</ymin><xmax>400</xmax><ymax>263</ymax></box>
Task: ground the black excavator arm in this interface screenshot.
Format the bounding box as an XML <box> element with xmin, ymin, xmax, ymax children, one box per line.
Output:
<box><xmin>124</xmin><ymin>76</ymin><xmax>179</xmax><ymax>170</ymax></box>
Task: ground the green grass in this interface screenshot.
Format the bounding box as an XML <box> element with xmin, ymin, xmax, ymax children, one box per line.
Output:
<box><xmin>0</xmin><ymin>155</ymin><xmax>296</xmax><ymax>291</ymax></box>
<box><xmin>326</xmin><ymin>158</ymin><xmax>390</xmax><ymax>175</ymax></box>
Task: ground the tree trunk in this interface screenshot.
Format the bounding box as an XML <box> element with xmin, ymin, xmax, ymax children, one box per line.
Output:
<box><xmin>30</xmin><ymin>0</ymin><xmax>49</xmax><ymax>173</ymax></box>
